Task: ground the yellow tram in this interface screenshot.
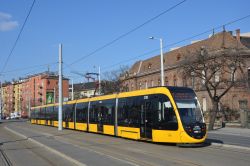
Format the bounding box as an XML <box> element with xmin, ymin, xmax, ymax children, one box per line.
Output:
<box><xmin>31</xmin><ymin>86</ymin><xmax>207</xmax><ymax>144</ymax></box>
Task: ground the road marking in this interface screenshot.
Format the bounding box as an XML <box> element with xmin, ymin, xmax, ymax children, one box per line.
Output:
<box><xmin>7</xmin><ymin>124</ymin><xmax>139</xmax><ymax>165</ymax></box>
<box><xmin>54</xmin><ymin>136</ymin><xmax>140</xmax><ymax>166</ymax></box>
<box><xmin>4</xmin><ymin>126</ymin><xmax>87</xmax><ymax>166</ymax></box>
<box><xmin>209</xmin><ymin>132</ymin><xmax>250</xmax><ymax>138</ymax></box>
<box><xmin>211</xmin><ymin>142</ymin><xmax>250</xmax><ymax>151</ymax></box>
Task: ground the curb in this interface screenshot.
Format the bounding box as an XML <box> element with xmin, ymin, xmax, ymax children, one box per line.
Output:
<box><xmin>210</xmin><ymin>142</ymin><xmax>250</xmax><ymax>151</ymax></box>
<box><xmin>4</xmin><ymin>126</ymin><xmax>87</xmax><ymax>166</ymax></box>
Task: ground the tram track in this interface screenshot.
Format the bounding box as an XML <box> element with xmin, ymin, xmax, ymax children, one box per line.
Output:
<box><xmin>8</xmin><ymin>123</ymin><xmax>197</xmax><ymax>166</ymax></box>
<box><xmin>1</xmin><ymin>124</ymin><xmax>79</xmax><ymax>166</ymax></box>
<box><xmin>0</xmin><ymin>145</ymin><xmax>13</xmax><ymax>166</ymax></box>
<box><xmin>54</xmin><ymin>132</ymin><xmax>203</xmax><ymax>166</ymax></box>
<box><xmin>2</xmin><ymin>125</ymin><xmax>58</xmax><ymax>166</ymax></box>
<box><xmin>7</xmin><ymin>122</ymin><xmax>250</xmax><ymax>166</ymax></box>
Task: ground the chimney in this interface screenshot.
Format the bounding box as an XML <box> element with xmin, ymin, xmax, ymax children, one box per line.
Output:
<box><xmin>236</xmin><ymin>29</ymin><xmax>241</xmax><ymax>42</ymax></box>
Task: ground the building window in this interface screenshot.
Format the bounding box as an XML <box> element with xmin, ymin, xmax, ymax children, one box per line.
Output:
<box><xmin>173</xmin><ymin>75</ymin><xmax>177</xmax><ymax>86</ymax></box>
<box><xmin>139</xmin><ymin>82</ymin><xmax>142</xmax><ymax>90</ymax></box>
<box><xmin>158</xmin><ymin>79</ymin><xmax>161</xmax><ymax>86</ymax></box>
<box><xmin>148</xmin><ymin>63</ymin><xmax>152</xmax><ymax>69</ymax></box>
<box><xmin>176</xmin><ymin>54</ymin><xmax>181</xmax><ymax>61</ymax></box>
<box><xmin>145</xmin><ymin>81</ymin><xmax>148</xmax><ymax>89</ymax></box>
<box><xmin>239</xmin><ymin>100</ymin><xmax>248</xmax><ymax>110</ymax></box>
<box><xmin>165</xmin><ymin>77</ymin><xmax>168</xmax><ymax>86</ymax></box>
<box><xmin>151</xmin><ymin>80</ymin><xmax>154</xmax><ymax>87</ymax></box>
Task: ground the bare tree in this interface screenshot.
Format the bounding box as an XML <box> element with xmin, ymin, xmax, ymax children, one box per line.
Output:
<box><xmin>102</xmin><ymin>65</ymin><xmax>130</xmax><ymax>94</ymax></box>
<box><xmin>181</xmin><ymin>47</ymin><xmax>249</xmax><ymax>130</ymax></box>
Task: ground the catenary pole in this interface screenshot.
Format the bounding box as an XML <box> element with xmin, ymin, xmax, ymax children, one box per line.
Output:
<box><xmin>149</xmin><ymin>37</ymin><xmax>165</xmax><ymax>86</ymax></box>
<box><xmin>71</xmin><ymin>79</ymin><xmax>74</xmax><ymax>100</ymax></box>
<box><xmin>159</xmin><ymin>38</ymin><xmax>164</xmax><ymax>86</ymax></box>
<box><xmin>58</xmin><ymin>44</ymin><xmax>63</xmax><ymax>131</ymax></box>
<box><xmin>28</xmin><ymin>95</ymin><xmax>31</xmax><ymax>119</ymax></box>
<box><xmin>98</xmin><ymin>66</ymin><xmax>101</xmax><ymax>95</ymax></box>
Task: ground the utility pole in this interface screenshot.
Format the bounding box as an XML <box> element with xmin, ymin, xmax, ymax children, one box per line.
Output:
<box><xmin>28</xmin><ymin>95</ymin><xmax>31</xmax><ymax>119</ymax></box>
<box><xmin>54</xmin><ymin>87</ymin><xmax>56</xmax><ymax>103</ymax></box>
<box><xmin>98</xmin><ymin>66</ymin><xmax>101</xmax><ymax>95</ymax></box>
<box><xmin>71</xmin><ymin>79</ymin><xmax>74</xmax><ymax>100</ymax></box>
<box><xmin>58</xmin><ymin>44</ymin><xmax>63</xmax><ymax>131</ymax></box>
<box><xmin>149</xmin><ymin>37</ymin><xmax>165</xmax><ymax>86</ymax></box>
<box><xmin>159</xmin><ymin>38</ymin><xmax>164</xmax><ymax>86</ymax></box>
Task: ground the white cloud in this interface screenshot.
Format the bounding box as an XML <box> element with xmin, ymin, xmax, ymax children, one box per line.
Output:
<box><xmin>0</xmin><ymin>12</ymin><xmax>12</xmax><ymax>20</ymax></box>
<box><xmin>0</xmin><ymin>12</ymin><xmax>18</xmax><ymax>31</ymax></box>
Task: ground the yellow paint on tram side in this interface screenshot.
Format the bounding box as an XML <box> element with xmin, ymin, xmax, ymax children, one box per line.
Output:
<box><xmin>54</xmin><ymin>121</ymin><xmax>58</xmax><ymax>127</ymax></box>
<box><xmin>117</xmin><ymin>126</ymin><xmax>140</xmax><ymax>140</ymax></box>
<box><xmin>103</xmin><ymin>125</ymin><xmax>114</xmax><ymax>135</ymax></box>
<box><xmin>75</xmin><ymin>123</ymin><xmax>87</xmax><ymax>131</ymax></box>
<box><xmin>40</xmin><ymin>120</ymin><xmax>46</xmax><ymax>125</ymax></box>
<box><xmin>89</xmin><ymin>124</ymin><xmax>97</xmax><ymax>133</ymax></box>
<box><xmin>152</xmin><ymin>130</ymin><xmax>181</xmax><ymax>143</ymax></box>
<box><xmin>68</xmin><ymin>122</ymin><xmax>75</xmax><ymax>129</ymax></box>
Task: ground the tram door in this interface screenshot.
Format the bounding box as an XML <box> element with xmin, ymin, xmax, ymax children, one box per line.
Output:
<box><xmin>140</xmin><ymin>97</ymin><xmax>153</xmax><ymax>139</ymax></box>
<box><xmin>97</xmin><ymin>104</ymin><xmax>104</xmax><ymax>133</ymax></box>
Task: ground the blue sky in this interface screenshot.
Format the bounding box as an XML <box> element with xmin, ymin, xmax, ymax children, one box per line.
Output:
<box><xmin>0</xmin><ymin>0</ymin><xmax>250</xmax><ymax>82</ymax></box>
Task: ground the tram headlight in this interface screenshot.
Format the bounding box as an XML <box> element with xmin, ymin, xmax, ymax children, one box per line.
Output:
<box><xmin>185</xmin><ymin>125</ymin><xmax>193</xmax><ymax>133</ymax></box>
<box><xmin>184</xmin><ymin>123</ymin><xmax>206</xmax><ymax>139</ymax></box>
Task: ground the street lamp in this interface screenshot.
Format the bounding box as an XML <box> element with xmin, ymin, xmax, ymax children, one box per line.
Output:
<box><xmin>149</xmin><ymin>36</ymin><xmax>165</xmax><ymax>86</ymax></box>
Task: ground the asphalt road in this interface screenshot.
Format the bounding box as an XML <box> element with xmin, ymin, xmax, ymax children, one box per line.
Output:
<box><xmin>1</xmin><ymin>120</ymin><xmax>250</xmax><ymax>166</ymax></box>
<box><xmin>207</xmin><ymin>127</ymin><xmax>250</xmax><ymax>148</ymax></box>
<box><xmin>0</xmin><ymin>121</ymin><xmax>79</xmax><ymax>166</ymax></box>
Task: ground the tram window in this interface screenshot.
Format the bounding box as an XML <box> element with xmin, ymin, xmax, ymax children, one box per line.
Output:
<box><xmin>41</xmin><ymin>107</ymin><xmax>46</xmax><ymax>120</ymax></box>
<box><xmin>100</xmin><ymin>100</ymin><xmax>115</xmax><ymax>125</ymax></box>
<box><xmin>34</xmin><ymin>108</ymin><xmax>37</xmax><ymax>119</ymax></box>
<box><xmin>47</xmin><ymin>106</ymin><xmax>54</xmax><ymax>120</ymax></box>
<box><xmin>129</xmin><ymin>97</ymin><xmax>141</xmax><ymax>127</ymax></box>
<box><xmin>118</xmin><ymin>99</ymin><xmax>129</xmax><ymax>126</ymax></box>
<box><xmin>75</xmin><ymin>102</ymin><xmax>88</xmax><ymax>123</ymax></box>
<box><xmin>147</xmin><ymin>94</ymin><xmax>177</xmax><ymax>130</ymax></box>
<box><xmin>89</xmin><ymin>100</ymin><xmax>115</xmax><ymax>124</ymax></box>
<box><xmin>53</xmin><ymin>106</ymin><xmax>58</xmax><ymax>120</ymax></box>
<box><xmin>36</xmin><ymin>109</ymin><xmax>39</xmax><ymax>119</ymax></box>
<box><xmin>30</xmin><ymin>110</ymin><xmax>33</xmax><ymax>119</ymax></box>
<box><xmin>90</xmin><ymin>101</ymin><xmax>98</xmax><ymax>123</ymax></box>
<box><xmin>118</xmin><ymin>97</ymin><xmax>141</xmax><ymax>127</ymax></box>
<box><xmin>157</xmin><ymin>95</ymin><xmax>178</xmax><ymax>130</ymax></box>
<box><xmin>63</xmin><ymin>104</ymin><xmax>74</xmax><ymax>122</ymax></box>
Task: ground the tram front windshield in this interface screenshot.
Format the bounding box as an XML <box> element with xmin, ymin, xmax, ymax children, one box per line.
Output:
<box><xmin>169</xmin><ymin>87</ymin><xmax>204</xmax><ymax>126</ymax></box>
